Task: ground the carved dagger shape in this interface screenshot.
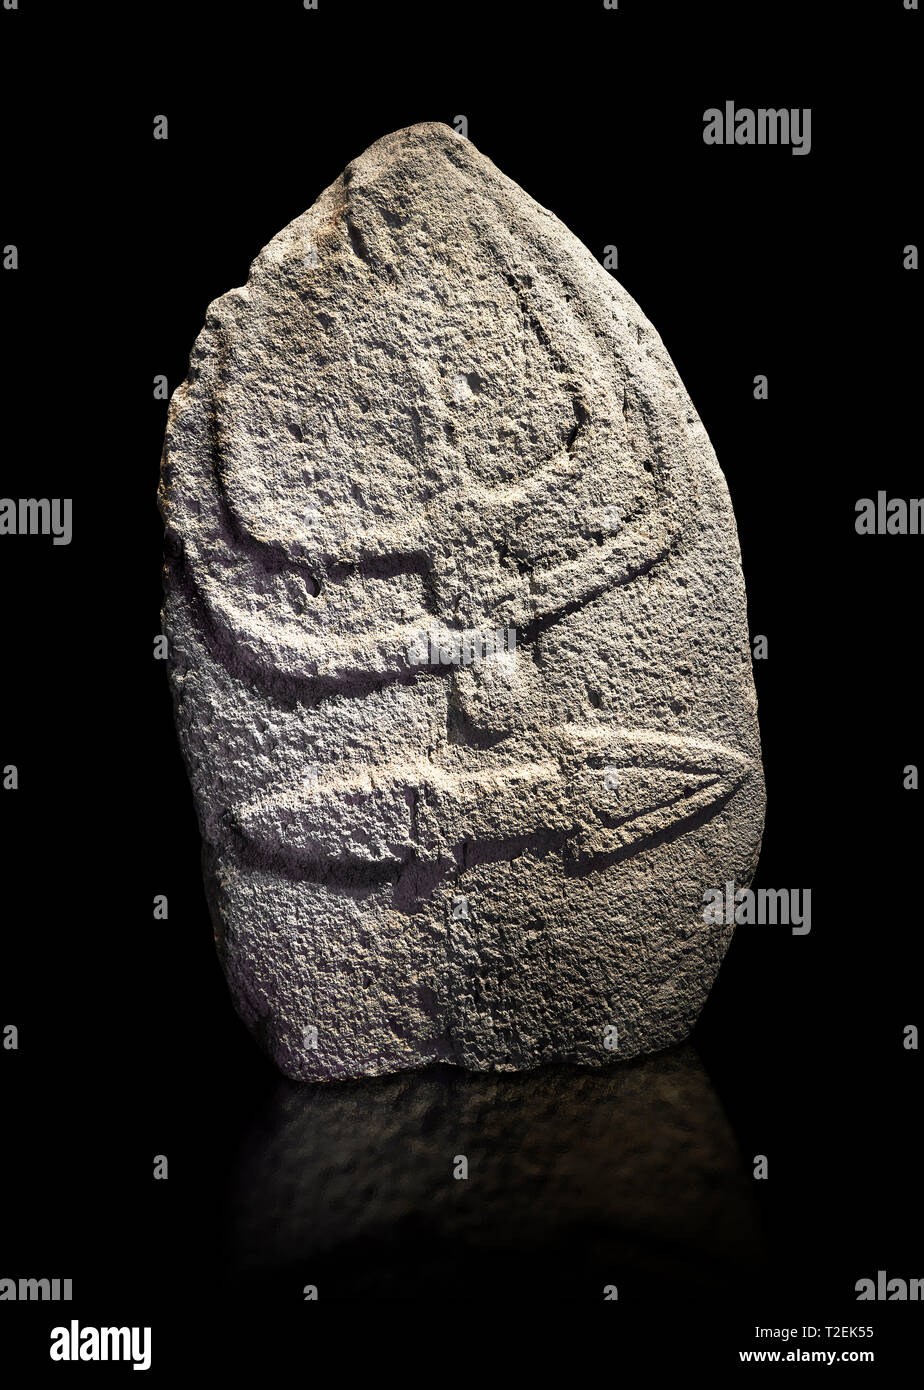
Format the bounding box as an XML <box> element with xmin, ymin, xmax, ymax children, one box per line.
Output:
<box><xmin>232</xmin><ymin>728</ymin><xmax>752</xmax><ymax>881</ymax></box>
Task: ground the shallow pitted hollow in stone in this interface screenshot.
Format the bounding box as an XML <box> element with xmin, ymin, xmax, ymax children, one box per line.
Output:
<box><xmin>159</xmin><ymin>121</ymin><xmax>765</xmax><ymax>1082</ymax></box>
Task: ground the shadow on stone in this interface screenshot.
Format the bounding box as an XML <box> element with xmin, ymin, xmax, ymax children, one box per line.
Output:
<box><xmin>227</xmin><ymin>1043</ymin><xmax>764</xmax><ymax>1302</ymax></box>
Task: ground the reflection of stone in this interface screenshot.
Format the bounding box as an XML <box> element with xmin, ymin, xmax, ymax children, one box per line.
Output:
<box><xmin>230</xmin><ymin>1045</ymin><xmax>763</xmax><ymax>1300</ymax></box>
<box><xmin>160</xmin><ymin>121</ymin><xmax>765</xmax><ymax>1081</ymax></box>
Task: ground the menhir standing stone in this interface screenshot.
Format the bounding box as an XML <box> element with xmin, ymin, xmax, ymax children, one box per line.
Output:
<box><xmin>159</xmin><ymin>121</ymin><xmax>765</xmax><ymax>1082</ymax></box>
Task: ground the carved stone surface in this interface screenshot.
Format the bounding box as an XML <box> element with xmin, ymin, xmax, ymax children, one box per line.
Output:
<box><xmin>159</xmin><ymin>121</ymin><xmax>765</xmax><ymax>1081</ymax></box>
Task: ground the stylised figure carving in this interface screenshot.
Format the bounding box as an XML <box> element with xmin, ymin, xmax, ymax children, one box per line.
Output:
<box><xmin>160</xmin><ymin>122</ymin><xmax>765</xmax><ymax>1080</ymax></box>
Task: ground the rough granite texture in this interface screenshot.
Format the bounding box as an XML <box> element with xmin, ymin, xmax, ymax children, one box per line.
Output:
<box><xmin>159</xmin><ymin>121</ymin><xmax>765</xmax><ymax>1082</ymax></box>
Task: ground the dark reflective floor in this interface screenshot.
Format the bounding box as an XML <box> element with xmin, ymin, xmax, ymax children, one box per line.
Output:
<box><xmin>227</xmin><ymin>1044</ymin><xmax>764</xmax><ymax>1302</ymax></box>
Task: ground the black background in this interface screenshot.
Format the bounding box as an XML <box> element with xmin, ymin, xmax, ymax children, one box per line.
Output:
<box><xmin>1</xmin><ymin>0</ymin><xmax>920</xmax><ymax>1373</ymax></box>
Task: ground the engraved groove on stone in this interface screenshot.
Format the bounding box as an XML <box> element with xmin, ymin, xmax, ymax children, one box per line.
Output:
<box><xmin>160</xmin><ymin>121</ymin><xmax>765</xmax><ymax>1080</ymax></box>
